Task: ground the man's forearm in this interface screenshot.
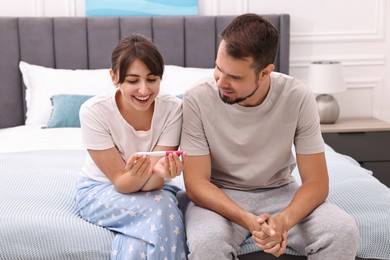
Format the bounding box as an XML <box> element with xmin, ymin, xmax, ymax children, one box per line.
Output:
<box><xmin>186</xmin><ymin>180</ymin><xmax>258</xmax><ymax>231</ymax></box>
<box><xmin>276</xmin><ymin>181</ymin><xmax>328</xmax><ymax>231</ymax></box>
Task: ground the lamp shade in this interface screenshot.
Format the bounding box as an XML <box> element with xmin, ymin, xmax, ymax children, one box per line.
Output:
<box><xmin>307</xmin><ymin>61</ymin><xmax>346</xmax><ymax>94</ymax></box>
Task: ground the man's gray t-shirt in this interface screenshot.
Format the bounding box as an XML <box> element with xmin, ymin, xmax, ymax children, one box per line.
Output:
<box><xmin>180</xmin><ymin>72</ymin><xmax>324</xmax><ymax>190</ymax></box>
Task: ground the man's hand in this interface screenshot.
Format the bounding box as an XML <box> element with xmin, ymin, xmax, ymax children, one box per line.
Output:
<box><xmin>252</xmin><ymin>213</ymin><xmax>287</xmax><ymax>257</ymax></box>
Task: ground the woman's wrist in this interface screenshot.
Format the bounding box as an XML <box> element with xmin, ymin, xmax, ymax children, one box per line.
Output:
<box><xmin>141</xmin><ymin>174</ymin><xmax>164</xmax><ymax>191</ymax></box>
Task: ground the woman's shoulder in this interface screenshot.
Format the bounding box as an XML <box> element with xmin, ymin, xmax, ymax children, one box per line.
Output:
<box><xmin>80</xmin><ymin>90</ymin><xmax>115</xmax><ymax>116</ymax></box>
<box><xmin>156</xmin><ymin>92</ymin><xmax>182</xmax><ymax>106</ymax></box>
<box><xmin>155</xmin><ymin>92</ymin><xmax>183</xmax><ymax>117</ymax></box>
<box><xmin>83</xmin><ymin>90</ymin><xmax>114</xmax><ymax>106</ymax></box>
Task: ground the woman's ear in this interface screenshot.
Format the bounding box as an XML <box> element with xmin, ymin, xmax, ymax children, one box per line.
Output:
<box><xmin>109</xmin><ymin>68</ymin><xmax>119</xmax><ymax>87</ymax></box>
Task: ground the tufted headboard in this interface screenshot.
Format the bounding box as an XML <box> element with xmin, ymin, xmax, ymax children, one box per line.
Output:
<box><xmin>0</xmin><ymin>14</ymin><xmax>290</xmax><ymax>128</ymax></box>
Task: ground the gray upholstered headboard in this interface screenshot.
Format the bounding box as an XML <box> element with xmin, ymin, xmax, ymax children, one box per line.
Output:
<box><xmin>0</xmin><ymin>14</ymin><xmax>290</xmax><ymax>128</ymax></box>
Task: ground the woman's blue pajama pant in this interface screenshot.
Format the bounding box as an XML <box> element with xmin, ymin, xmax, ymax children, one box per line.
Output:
<box><xmin>75</xmin><ymin>178</ymin><xmax>188</xmax><ymax>260</ymax></box>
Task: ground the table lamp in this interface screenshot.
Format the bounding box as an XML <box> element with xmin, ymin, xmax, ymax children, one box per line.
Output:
<box><xmin>307</xmin><ymin>61</ymin><xmax>346</xmax><ymax>124</ymax></box>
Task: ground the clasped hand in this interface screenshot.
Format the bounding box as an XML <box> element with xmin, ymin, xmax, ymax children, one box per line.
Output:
<box><xmin>125</xmin><ymin>151</ymin><xmax>186</xmax><ymax>179</ymax></box>
<box><xmin>252</xmin><ymin>213</ymin><xmax>287</xmax><ymax>257</ymax></box>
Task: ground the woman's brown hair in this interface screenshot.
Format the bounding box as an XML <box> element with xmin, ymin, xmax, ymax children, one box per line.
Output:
<box><xmin>111</xmin><ymin>33</ymin><xmax>164</xmax><ymax>84</ymax></box>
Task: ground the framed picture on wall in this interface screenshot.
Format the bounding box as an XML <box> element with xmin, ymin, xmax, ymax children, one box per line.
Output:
<box><xmin>85</xmin><ymin>0</ymin><xmax>198</xmax><ymax>16</ymax></box>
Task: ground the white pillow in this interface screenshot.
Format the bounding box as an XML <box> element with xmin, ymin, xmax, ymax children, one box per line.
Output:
<box><xmin>161</xmin><ymin>65</ymin><xmax>214</xmax><ymax>96</ymax></box>
<box><xmin>19</xmin><ymin>61</ymin><xmax>114</xmax><ymax>126</ymax></box>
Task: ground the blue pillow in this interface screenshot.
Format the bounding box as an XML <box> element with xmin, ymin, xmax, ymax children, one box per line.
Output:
<box><xmin>46</xmin><ymin>94</ymin><xmax>92</xmax><ymax>128</ymax></box>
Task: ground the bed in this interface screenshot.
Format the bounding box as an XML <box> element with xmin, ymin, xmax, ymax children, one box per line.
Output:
<box><xmin>0</xmin><ymin>15</ymin><xmax>389</xmax><ymax>260</ymax></box>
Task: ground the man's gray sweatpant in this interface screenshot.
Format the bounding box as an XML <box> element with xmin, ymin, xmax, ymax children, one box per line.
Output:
<box><xmin>179</xmin><ymin>182</ymin><xmax>359</xmax><ymax>260</ymax></box>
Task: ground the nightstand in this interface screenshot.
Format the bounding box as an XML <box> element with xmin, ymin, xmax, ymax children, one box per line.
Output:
<box><xmin>321</xmin><ymin>117</ymin><xmax>390</xmax><ymax>188</ymax></box>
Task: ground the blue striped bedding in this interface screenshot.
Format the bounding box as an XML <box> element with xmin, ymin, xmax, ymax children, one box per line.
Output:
<box><xmin>0</xmin><ymin>150</ymin><xmax>113</xmax><ymax>259</ymax></box>
<box><xmin>0</xmin><ymin>146</ymin><xmax>389</xmax><ymax>259</ymax></box>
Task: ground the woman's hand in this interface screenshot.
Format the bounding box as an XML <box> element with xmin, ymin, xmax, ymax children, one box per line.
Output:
<box><xmin>125</xmin><ymin>154</ymin><xmax>152</xmax><ymax>178</ymax></box>
<box><xmin>153</xmin><ymin>151</ymin><xmax>187</xmax><ymax>179</ymax></box>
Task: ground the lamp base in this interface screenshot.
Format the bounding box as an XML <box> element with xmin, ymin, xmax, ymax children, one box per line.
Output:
<box><xmin>316</xmin><ymin>94</ymin><xmax>340</xmax><ymax>124</ymax></box>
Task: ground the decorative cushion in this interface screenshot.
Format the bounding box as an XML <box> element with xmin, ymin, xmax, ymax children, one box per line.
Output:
<box><xmin>46</xmin><ymin>94</ymin><xmax>93</xmax><ymax>128</ymax></box>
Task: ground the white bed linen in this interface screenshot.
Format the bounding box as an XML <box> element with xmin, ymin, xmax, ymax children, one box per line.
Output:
<box><xmin>0</xmin><ymin>125</ymin><xmax>83</xmax><ymax>152</ymax></box>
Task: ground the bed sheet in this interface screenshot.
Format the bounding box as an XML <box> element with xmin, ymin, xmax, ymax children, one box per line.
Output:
<box><xmin>1</xmin><ymin>126</ymin><xmax>389</xmax><ymax>259</ymax></box>
<box><xmin>0</xmin><ymin>125</ymin><xmax>83</xmax><ymax>152</ymax></box>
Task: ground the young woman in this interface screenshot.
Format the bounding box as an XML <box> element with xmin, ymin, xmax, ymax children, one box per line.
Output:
<box><xmin>75</xmin><ymin>34</ymin><xmax>188</xmax><ymax>260</ymax></box>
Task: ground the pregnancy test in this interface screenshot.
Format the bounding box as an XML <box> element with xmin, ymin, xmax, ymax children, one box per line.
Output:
<box><xmin>135</xmin><ymin>150</ymin><xmax>184</xmax><ymax>156</ymax></box>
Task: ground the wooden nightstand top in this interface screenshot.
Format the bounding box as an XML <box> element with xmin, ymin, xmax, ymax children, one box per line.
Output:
<box><xmin>321</xmin><ymin>117</ymin><xmax>390</xmax><ymax>133</ymax></box>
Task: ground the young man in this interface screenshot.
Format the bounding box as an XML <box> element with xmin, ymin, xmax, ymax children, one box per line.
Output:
<box><xmin>180</xmin><ymin>13</ymin><xmax>359</xmax><ymax>260</ymax></box>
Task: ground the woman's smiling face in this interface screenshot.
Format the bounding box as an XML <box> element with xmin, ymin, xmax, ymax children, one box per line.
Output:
<box><xmin>113</xmin><ymin>58</ymin><xmax>161</xmax><ymax>112</ymax></box>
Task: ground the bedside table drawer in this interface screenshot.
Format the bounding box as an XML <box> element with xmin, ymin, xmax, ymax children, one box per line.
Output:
<box><xmin>322</xmin><ymin>131</ymin><xmax>390</xmax><ymax>162</ymax></box>
<box><xmin>362</xmin><ymin>161</ymin><xmax>390</xmax><ymax>188</ymax></box>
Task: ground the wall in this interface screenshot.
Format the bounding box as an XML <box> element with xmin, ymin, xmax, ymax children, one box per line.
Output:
<box><xmin>1</xmin><ymin>0</ymin><xmax>389</xmax><ymax>122</ymax></box>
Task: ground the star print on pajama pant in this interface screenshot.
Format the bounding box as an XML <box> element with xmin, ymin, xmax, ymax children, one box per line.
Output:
<box><xmin>75</xmin><ymin>177</ymin><xmax>188</xmax><ymax>260</ymax></box>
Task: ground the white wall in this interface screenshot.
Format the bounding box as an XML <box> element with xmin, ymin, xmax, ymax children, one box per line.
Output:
<box><xmin>1</xmin><ymin>0</ymin><xmax>389</xmax><ymax>122</ymax></box>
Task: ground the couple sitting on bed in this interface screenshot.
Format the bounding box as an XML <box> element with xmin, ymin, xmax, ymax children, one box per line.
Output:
<box><xmin>75</xmin><ymin>13</ymin><xmax>359</xmax><ymax>260</ymax></box>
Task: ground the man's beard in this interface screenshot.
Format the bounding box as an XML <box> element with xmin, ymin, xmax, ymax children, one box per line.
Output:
<box><xmin>219</xmin><ymin>82</ymin><xmax>260</xmax><ymax>105</ymax></box>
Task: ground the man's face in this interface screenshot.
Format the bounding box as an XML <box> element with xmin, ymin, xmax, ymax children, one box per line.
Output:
<box><xmin>214</xmin><ymin>40</ymin><xmax>260</xmax><ymax>107</ymax></box>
